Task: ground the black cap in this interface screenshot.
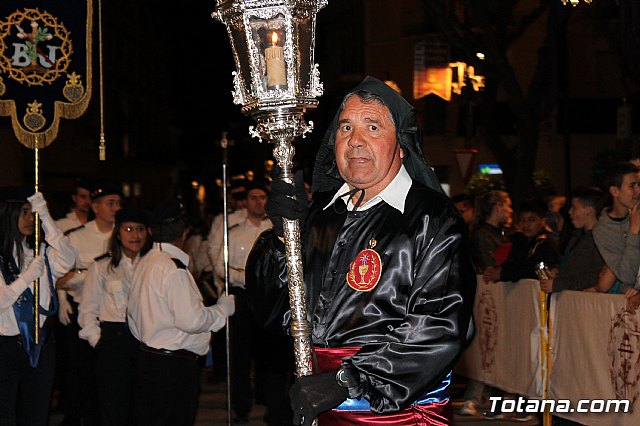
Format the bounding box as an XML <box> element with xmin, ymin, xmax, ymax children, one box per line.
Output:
<box><xmin>230</xmin><ymin>176</ymin><xmax>247</xmax><ymax>189</ymax></box>
<box><xmin>91</xmin><ymin>182</ymin><xmax>123</xmax><ymax>201</ymax></box>
<box><xmin>0</xmin><ymin>186</ymin><xmax>31</xmax><ymax>204</ymax></box>
<box><xmin>230</xmin><ymin>177</ymin><xmax>247</xmax><ymax>201</ymax></box>
<box><xmin>245</xmin><ymin>179</ymin><xmax>269</xmax><ymax>195</ymax></box>
<box><xmin>116</xmin><ymin>206</ymin><xmax>149</xmax><ymax>226</ymax></box>
<box><xmin>149</xmin><ymin>197</ymin><xmax>184</xmax><ymax>227</ymax></box>
<box><xmin>74</xmin><ymin>178</ymin><xmax>94</xmax><ymax>193</ymax></box>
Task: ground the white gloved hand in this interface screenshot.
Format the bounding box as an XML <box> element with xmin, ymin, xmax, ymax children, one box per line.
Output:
<box><xmin>20</xmin><ymin>256</ymin><xmax>44</xmax><ymax>284</ymax></box>
<box><xmin>89</xmin><ymin>335</ymin><xmax>101</xmax><ymax>349</ymax></box>
<box><xmin>27</xmin><ymin>192</ymin><xmax>50</xmax><ymax>219</ymax></box>
<box><xmin>215</xmin><ymin>294</ymin><xmax>235</xmax><ymax>317</ymax></box>
<box><xmin>57</xmin><ymin>290</ymin><xmax>73</xmax><ymax>326</ymax></box>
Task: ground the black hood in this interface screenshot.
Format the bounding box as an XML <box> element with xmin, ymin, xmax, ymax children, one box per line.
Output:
<box><xmin>312</xmin><ymin>75</ymin><xmax>443</xmax><ymax>194</ymax></box>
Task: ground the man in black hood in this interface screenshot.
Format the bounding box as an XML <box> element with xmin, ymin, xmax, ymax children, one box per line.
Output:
<box><xmin>247</xmin><ymin>76</ymin><xmax>475</xmax><ymax>425</ymax></box>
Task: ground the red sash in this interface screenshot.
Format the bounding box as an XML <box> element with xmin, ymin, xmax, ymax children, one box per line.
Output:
<box><xmin>313</xmin><ymin>347</ymin><xmax>452</xmax><ymax>425</ymax></box>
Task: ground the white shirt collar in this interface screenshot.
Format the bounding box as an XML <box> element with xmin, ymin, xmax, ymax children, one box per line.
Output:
<box><xmin>88</xmin><ymin>220</ymin><xmax>114</xmax><ymax>237</ymax></box>
<box><xmin>122</xmin><ymin>253</ymin><xmax>141</xmax><ymax>268</ymax></box>
<box><xmin>324</xmin><ymin>165</ymin><xmax>412</xmax><ymax>214</ymax></box>
<box><xmin>153</xmin><ymin>242</ymin><xmax>190</xmax><ymax>266</ymax></box>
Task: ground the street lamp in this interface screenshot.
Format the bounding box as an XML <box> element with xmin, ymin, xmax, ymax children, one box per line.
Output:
<box><xmin>212</xmin><ymin>0</ymin><xmax>327</xmax><ymax>391</ymax></box>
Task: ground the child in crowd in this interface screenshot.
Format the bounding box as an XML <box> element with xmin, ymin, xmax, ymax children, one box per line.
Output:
<box><xmin>484</xmin><ymin>198</ymin><xmax>561</xmax><ymax>283</ymax></box>
<box><xmin>539</xmin><ymin>187</ymin><xmax>605</xmax><ymax>294</ymax></box>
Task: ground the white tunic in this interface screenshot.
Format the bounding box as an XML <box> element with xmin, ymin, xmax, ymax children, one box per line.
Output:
<box><xmin>207</xmin><ymin>209</ymin><xmax>247</xmax><ymax>291</ymax></box>
<box><xmin>214</xmin><ymin>216</ymin><xmax>272</xmax><ymax>289</ymax></box>
<box><xmin>0</xmin><ymin>215</ymin><xmax>75</xmax><ymax>336</ymax></box>
<box><xmin>55</xmin><ymin>210</ymin><xmax>83</xmax><ymax>233</ymax></box>
<box><xmin>64</xmin><ymin>220</ymin><xmax>112</xmax><ymax>302</ymax></box>
<box><xmin>78</xmin><ymin>254</ymin><xmax>139</xmax><ymax>347</ymax></box>
<box><xmin>127</xmin><ymin>243</ymin><xmax>227</xmax><ymax>356</ymax></box>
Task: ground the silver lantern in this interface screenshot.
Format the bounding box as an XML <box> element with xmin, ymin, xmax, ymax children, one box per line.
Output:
<box><xmin>212</xmin><ymin>0</ymin><xmax>327</xmax><ymax>403</ymax></box>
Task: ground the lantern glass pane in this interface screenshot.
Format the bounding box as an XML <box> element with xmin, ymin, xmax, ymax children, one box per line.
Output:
<box><xmin>230</xmin><ymin>24</ymin><xmax>251</xmax><ymax>92</ymax></box>
<box><xmin>294</xmin><ymin>15</ymin><xmax>313</xmax><ymax>90</ymax></box>
<box><xmin>249</xmin><ymin>13</ymin><xmax>287</xmax><ymax>91</ymax></box>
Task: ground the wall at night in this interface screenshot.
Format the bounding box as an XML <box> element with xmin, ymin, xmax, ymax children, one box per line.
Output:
<box><xmin>361</xmin><ymin>0</ymin><xmax>636</xmax><ymax>197</ymax></box>
<box><xmin>1</xmin><ymin>1</ymin><xmax>637</xmax><ymax>220</ymax></box>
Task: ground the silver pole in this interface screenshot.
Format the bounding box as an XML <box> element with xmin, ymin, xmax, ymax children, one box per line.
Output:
<box><xmin>272</xmin><ymin>137</ymin><xmax>317</xmax><ymax>426</ymax></box>
<box><xmin>220</xmin><ymin>132</ymin><xmax>232</xmax><ymax>426</ymax></box>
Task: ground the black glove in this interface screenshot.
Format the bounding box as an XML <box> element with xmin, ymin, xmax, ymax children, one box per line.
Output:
<box><xmin>290</xmin><ymin>371</ymin><xmax>349</xmax><ymax>426</ymax></box>
<box><xmin>266</xmin><ymin>167</ymin><xmax>309</xmax><ymax>238</ymax></box>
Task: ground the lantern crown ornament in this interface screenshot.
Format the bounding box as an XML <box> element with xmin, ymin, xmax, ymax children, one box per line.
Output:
<box><xmin>213</xmin><ymin>0</ymin><xmax>327</xmax><ymax>143</ymax></box>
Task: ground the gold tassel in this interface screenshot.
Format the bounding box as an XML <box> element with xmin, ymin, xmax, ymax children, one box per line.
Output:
<box><xmin>99</xmin><ymin>132</ymin><xmax>106</xmax><ymax>161</ymax></box>
<box><xmin>98</xmin><ymin>0</ymin><xmax>106</xmax><ymax>161</ymax></box>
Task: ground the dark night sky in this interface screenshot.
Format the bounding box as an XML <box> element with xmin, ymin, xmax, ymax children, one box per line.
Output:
<box><xmin>155</xmin><ymin>2</ymin><xmax>282</xmax><ymax>184</ymax></box>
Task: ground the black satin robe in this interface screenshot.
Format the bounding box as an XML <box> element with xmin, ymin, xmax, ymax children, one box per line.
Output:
<box><xmin>246</xmin><ymin>182</ymin><xmax>476</xmax><ymax>414</ymax></box>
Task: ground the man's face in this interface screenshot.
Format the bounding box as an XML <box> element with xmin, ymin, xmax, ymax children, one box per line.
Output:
<box><xmin>520</xmin><ymin>211</ymin><xmax>546</xmax><ymax>238</ymax></box>
<box><xmin>72</xmin><ymin>187</ymin><xmax>92</xmax><ymax>213</ymax></box>
<box><xmin>334</xmin><ymin>96</ymin><xmax>404</xmax><ymax>196</ymax></box>
<box><xmin>91</xmin><ymin>195</ymin><xmax>121</xmax><ymax>225</ymax></box>
<box><xmin>569</xmin><ymin>198</ymin><xmax>594</xmax><ymax>230</ymax></box>
<box><xmin>18</xmin><ymin>202</ymin><xmax>34</xmax><ymax>236</ymax></box>
<box><xmin>611</xmin><ymin>172</ymin><xmax>640</xmax><ymax>210</ymax></box>
<box><xmin>245</xmin><ymin>189</ymin><xmax>267</xmax><ymax>219</ymax></box>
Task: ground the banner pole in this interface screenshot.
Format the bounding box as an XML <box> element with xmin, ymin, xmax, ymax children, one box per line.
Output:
<box><xmin>98</xmin><ymin>0</ymin><xmax>106</xmax><ymax>160</ymax></box>
<box><xmin>34</xmin><ymin>141</ymin><xmax>40</xmax><ymax>344</ymax></box>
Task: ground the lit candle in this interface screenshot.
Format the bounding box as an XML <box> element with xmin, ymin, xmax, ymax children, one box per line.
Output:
<box><xmin>265</xmin><ymin>31</ymin><xmax>286</xmax><ymax>87</ymax></box>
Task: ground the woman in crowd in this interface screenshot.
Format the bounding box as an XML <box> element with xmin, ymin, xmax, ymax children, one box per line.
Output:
<box><xmin>78</xmin><ymin>207</ymin><xmax>151</xmax><ymax>426</ymax></box>
<box><xmin>0</xmin><ymin>188</ymin><xmax>75</xmax><ymax>425</ymax></box>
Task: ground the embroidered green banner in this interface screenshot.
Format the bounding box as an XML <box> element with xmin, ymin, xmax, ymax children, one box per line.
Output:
<box><xmin>0</xmin><ymin>0</ymin><xmax>93</xmax><ymax>148</ymax></box>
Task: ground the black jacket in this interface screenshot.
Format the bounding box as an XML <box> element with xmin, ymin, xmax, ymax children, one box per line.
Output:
<box><xmin>246</xmin><ymin>183</ymin><xmax>475</xmax><ymax>413</ymax></box>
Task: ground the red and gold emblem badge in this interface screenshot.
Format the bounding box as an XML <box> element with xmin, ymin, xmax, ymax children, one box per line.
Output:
<box><xmin>346</xmin><ymin>248</ymin><xmax>382</xmax><ymax>292</ymax></box>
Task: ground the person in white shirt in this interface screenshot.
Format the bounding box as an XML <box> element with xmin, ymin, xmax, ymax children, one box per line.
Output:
<box><xmin>0</xmin><ymin>188</ymin><xmax>75</xmax><ymax>425</ymax></box>
<box><xmin>57</xmin><ymin>184</ymin><xmax>122</xmax><ymax>311</ymax></box>
<box><xmin>207</xmin><ymin>177</ymin><xmax>248</xmax><ymax>294</ymax></box>
<box><xmin>55</xmin><ymin>178</ymin><xmax>93</xmax><ymax>233</ymax></box>
<box><xmin>52</xmin><ymin>177</ymin><xmax>93</xmax><ymax>423</ymax></box>
<box><xmin>127</xmin><ymin>197</ymin><xmax>235</xmax><ymax>426</ymax></box>
<box><xmin>184</xmin><ymin>215</ymin><xmax>218</xmax><ymax>306</ymax></box>
<box><xmin>78</xmin><ymin>207</ymin><xmax>151</xmax><ymax>426</ymax></box>
<box><xmin>214</xmin><ymin>181</ymin><xmax>272</xmax><ymax>290</ymax></box>
<box><xmin>206</xmin><ymin>177</ymin><xmax>248</xmax><ymax>384</ymax></box>
<box><xmin>214</xmin><ymin>180</ymin><xmax>272</xmax><ymax>423</ymax></box>
<box><xmin>56</xmin><ymin>182</ymin><xmax>122</xmax><ymax>426</ymax></box>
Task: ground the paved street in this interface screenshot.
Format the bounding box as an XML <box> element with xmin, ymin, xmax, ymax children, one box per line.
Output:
<box><xmin>191</xmin><ymin>369</ymin><xmax>544</xmax><ymax>426</ymax></box>
<box><xmin>50</xmin><ymin>369</ymin><xmax>549</xmax><ymax>425</ymax></box>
